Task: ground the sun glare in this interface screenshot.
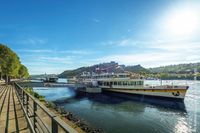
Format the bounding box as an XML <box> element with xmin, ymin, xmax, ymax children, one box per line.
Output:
<box><xmin>164</xmin><ymin>7</ymin><xmax>199</xmax><ymax>37</ymax></box>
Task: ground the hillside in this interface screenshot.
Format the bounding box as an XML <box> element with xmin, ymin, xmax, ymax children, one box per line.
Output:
<box><xmin>59</xmin><ymin>62</ymin><xmax>200</xmax><ymax>79</ymax></box>
<box><xmin>125</xmin><ymin>65</ymin><xmax>149</xmax><ymax>73</ymax></box>
<box><xmin>59</xmin><ymin>67</ymin><xmax>91</xmax><ymax>78</ymax></box>
<box><xmin>58</xmin><ymin>62</ymin><xmax>148</xmax><ymax>78</ymax></box>
<box><xmin>149</xmin><ymin>62</ymin><xmax>200</xmax><ymax>74</ymax></box>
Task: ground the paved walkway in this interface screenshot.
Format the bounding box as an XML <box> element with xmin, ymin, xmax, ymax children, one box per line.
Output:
<box><xmin>0</xmin><ymin>85</ymin><xmax>31</xmax><ymax>133</ymax></box>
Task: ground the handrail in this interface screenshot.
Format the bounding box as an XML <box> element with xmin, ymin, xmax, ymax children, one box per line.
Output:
<box><xmin>14</xmin><ymin>82</ymin><xmax>78</xmax><ymax>133</ymax></box>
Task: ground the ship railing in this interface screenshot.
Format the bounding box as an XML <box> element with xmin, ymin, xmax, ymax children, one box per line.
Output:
<box><xmin>14</xmin><ymin>82</ymin><xmax>78</xmax><ymax>133</ymax></box>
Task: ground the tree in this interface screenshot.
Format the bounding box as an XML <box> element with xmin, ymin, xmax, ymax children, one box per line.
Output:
<box><xmin>0</xmin><ymin>44</ymin><xmax>26</xmax><ymax>83</ymax></box>
<box><xmin>18</xmin><ymin>64</ymin><xmax>29</xmax><ymax>78</ymax></box>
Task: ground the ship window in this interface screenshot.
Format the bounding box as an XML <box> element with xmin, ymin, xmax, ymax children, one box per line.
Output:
<box><xmin>114</xmin><ymin>82</ymin><xmax>117</xmax><ymax>85</ymax></box>
<box><xmin>118</xmin><ymin>82</ymin><xmax>122</xmax><ymax>85</ymax></box>
<box><xmin>138</xmin><ymin>81</ymin><xmax>143</xmax><ymax>85</ymax></box>
<box><xmin>107</xmin><ymin>82</ymin><xmax>109</xmax><ymax>86</ymax></box>
<box><xmin>130</xmin><ymin>81</ymin><xmax>133</xmax><ymax>85</ymax></box>
<box><xmin>98</xmin><ymin>81</ymin><xmax>102</xmax><ymax>86</ymax></box>
<box><xmin>123</xmin><ymin>81</ymin><xmax>127</xmax><ymax>85</ymax></box>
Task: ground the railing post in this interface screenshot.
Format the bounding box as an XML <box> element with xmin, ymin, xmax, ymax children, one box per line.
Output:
<box><xmin>33</xmin><ymin>101</ymin><xmax>37</xmax><ymax>131</ymax></box>
<box><xmin>20</xmin><ymin>87</ymin><xmax>23</xmax><ymax>97</ymax></box>
<box><xmin>22</xmin><ymin>90</ymin><xmax>25</xmax><ymax>106</ymax></box>
<box><xmin>52</xmin><ymin>118</ymin><xmax>58</xmax><ymax>133</ymax></box>
<box><xmin>26</xmin><ymin>93</ymin><xmax>29</xmax><ymax>115</ymax></box>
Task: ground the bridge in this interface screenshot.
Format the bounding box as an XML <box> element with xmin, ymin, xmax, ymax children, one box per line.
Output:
<box><xmin>0</xmin><ymin>83</ymin><xmax>79</xmax><ymax>133</ymax></box>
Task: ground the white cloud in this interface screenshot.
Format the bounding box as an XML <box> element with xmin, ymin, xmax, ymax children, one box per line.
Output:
<box><xmin>101</xmin><ymin>39</ymin><xmax>150</xmax><ymax>47</ymax></box>
<box><xmin>18</xmin><ymin>49</ymin><xmax>93</xmax><ymax>55</ymax></box>
<box><xmin>28</xmin><ymin>66</ymin><xmax>69</xmax><ymax>75</ymax></box>
<box><xmin>98</xmin><ymin>38</ymin><xmax>200</xmax><ymax>68</ymax></box>
<box><xmin>18</xmin><ymin>48</ymin><xmax>96</xmax><ymax>74</ymax></box>
<box><xmin>37</xmin><ymin>56</ymin><xmax>73</xmax><ymax>63</ymax></box>
<box><xmin>21</xmin><ymin>37</ymin><xmax>200</xmax><ymax>74</ymax></box>
<box><xmin>93</xmin><ymin>18</ymin><xmax>100</xmax><ymax>23</ymax></box>
<box><xmin>17</xmin><ymin>49</ymin><xmax>53</xmax><ymax>53</ymax></box>
<box><xmin>23</xmin><ymin>56</ymin><xmax>75</xmax><ymax>74</ymax></box>
<box><xmin>101</xmin><ymin>38</ymin><xmax>200</xmax><ymax>49</ymax></box>
<box><xmin>20</xmin><ymin>37</ymin><xmax>48</xmax><ymax>45</ymax></box>
<box><xmin>96</xmin><ymin>51</ymin><xmax>199</xmax><ymax>68</ymax></box>
<box><xmin>59</xmin><ymin>50</ymin><xmax>93</xmax><ymax>55</ymax></box>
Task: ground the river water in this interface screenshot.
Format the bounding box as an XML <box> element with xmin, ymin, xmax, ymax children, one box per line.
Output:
<box><xmin>33</xmin><ymin>80</ymin><xmax>200</xmax><ymax>133</ymax></box>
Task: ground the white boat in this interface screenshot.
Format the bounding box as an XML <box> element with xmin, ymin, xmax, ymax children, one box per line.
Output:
<box><xmin>80</xmin><ymin>73</ymin><xmax>189</xmax><ymax>101</ymax></box>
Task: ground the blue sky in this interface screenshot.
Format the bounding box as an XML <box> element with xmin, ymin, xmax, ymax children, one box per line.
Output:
<box><xmin>0</xmin><ymin>0</ymin><xmax>200</xmax><ymax>74</ymax></box>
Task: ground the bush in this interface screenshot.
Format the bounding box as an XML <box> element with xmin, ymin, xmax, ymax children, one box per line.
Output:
<box><xmin>25</xmin><ymin>87</ymin><xmax>45</xmax><ymax>101</ymax></box>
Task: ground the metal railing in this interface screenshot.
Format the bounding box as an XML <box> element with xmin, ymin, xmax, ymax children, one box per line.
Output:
<box><xmin>14</xmin><ymin>82</ymin><xmax>78</xmax><ymax>133</ymax></box>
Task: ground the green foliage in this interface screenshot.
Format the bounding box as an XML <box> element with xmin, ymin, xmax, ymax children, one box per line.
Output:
<box><xmin>153</xmin><ymin>73</ymin><xmax>195</xmax><ymax>80</ymax></box>
<box><xmin>59</xmin><ymin>67</ymin><xmax>90</xmax><ymax>78</ymax></box>
<box><xmin>25</xmin><ymin>87</ymin><xmax>45</xmax><ymax>101</ymax></box>
<box><xmin>0</xmin><ymin>44</ymin><xmax>20</xmax><ymax>76</ymax></box>
<box><xmin>0</xmin><ymin>44</ymin><xmax>29</xmax><ymax>81</ymax></box>
<box><xmin>197</xmin><ymin>73</ymin><xmax>200</xmax><ymax>80</ymax></box>
<box><xmin>149</xmin><ymin>63</ymin><xmax>200</xmax><ymax>74</ymax></box>
<box><xmin>46</xmin><ymin>101</ymin><xmax>57</xmax><ymax>109</ymax></box>
<box><xmin>124</xmin><ymin>65</ymin><xmax>149</xmax><ymax>74</ymax></box>
<box><xmin>18</xmin><ymin>64</ymin><xmax>29</xmax><ymax>78</ymax></box>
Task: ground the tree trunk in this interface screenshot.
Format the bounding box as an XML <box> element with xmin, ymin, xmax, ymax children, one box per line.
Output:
<box><xmin>5</xmin><ymin>75</ymin><xmax>8</xmax><ymax>85</ymax></box>
<box><xmin>8</xmin><ymin>76</ymin><xmax>11</xmax><ymax>84</ymax></box>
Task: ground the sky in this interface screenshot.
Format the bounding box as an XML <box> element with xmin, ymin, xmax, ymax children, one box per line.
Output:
<box><xmin>0</xmin><ymin>0</ymin><xmax>200</xmax><ymax>74</ymax></box>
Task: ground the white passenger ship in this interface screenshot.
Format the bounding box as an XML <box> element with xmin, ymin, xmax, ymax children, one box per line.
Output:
<box><xmin>80</xmin><ymin>73</ymin><xmax>189</xmax><ymax>101</ymax></box>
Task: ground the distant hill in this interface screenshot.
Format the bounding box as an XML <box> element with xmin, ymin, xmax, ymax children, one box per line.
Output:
<box><xmin>58</xmin><ymin>61</ymin><xmax>200</xmax><ymax>80</ymax></box>
<box><xmin>125</xmin><ymin>65</ymin><xmax>149</xmax><ymax>73</ymax></box>
<box><xmin>59</xmin><ymin>67</ymin><xmax>91</xmax><ymax>78</ymax></box>
<box><xmin>59</xmin><ymin>62</ymin><xmax>118</xmax><ymax>78</ymax></box>
<box><xmin>149</xmin><ymin>62</ymin><xmax>200</xmax><ymax>74</ymax></box>
<box><xmin>58</xmin><ymin>62</ymin><xmax>149</xmax><ymax>78</ymax></box>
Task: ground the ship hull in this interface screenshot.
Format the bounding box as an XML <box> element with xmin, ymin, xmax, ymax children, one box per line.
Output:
<box><xmin>100</xmin><ymin>87</ymin><xmax>187</xmax><ymax>100</ymax></box>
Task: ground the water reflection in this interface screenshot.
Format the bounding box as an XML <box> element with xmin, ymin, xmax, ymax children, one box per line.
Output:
<box><xmin>175</xmin><ymin>117</ymin><xmax>192</xmax><ymax>133</ymax></box>
<box><xmin>33</xmin><ymin>87</ymin><xmax>75</xmax><ymax>101</ymax></box>
<box><xmin>31</xmin><ymin>80</ymin><xmax>200</xmax><ymax>133</ymax></box>
<box><xmin>34</xmin><ymin>86</ymin><xmax>187</xmax><ymax>113</ymax></box>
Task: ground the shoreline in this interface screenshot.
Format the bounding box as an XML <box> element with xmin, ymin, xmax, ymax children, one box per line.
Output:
<box><xmin>21</xmin><ymin>83</ymin><xmax>104</xmax><ymax>133</ymax></box>
<box><xmin>45</xmin><ymin>101</ymin><xmax>104</xmax><ymax>133</ymax></box>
